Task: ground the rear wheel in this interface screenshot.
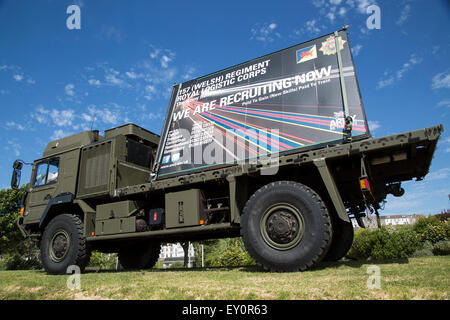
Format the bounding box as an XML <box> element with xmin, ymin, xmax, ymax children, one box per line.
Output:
<box><xmin>40</xmin><ymin>214</ymin><xmax>91</xmax><ymax>275</ymax></box>
<box><xmin>322</xmin><ymin>214</ymin><xmax>354</xmax><ymax>261</ymax></box>
<box><xmin>118</xmin><ymin>241</ymin><xmax>161</xmax><ymax>270</ymax></box>
<box><xmin>241</xmin><ymin>181</ymin><xmax>332</xmax><ymax>272</ymax></box>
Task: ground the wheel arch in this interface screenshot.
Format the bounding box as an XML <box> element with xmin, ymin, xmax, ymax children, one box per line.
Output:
<box><xmin>233</xmin><ymin>162</ymin><xmax>347</xmax><ymax>222</ymax></box>
<box><xmin>39</xmin><ymin>193</ymin><xmax>84</xmax><ymax>230</ymax></box>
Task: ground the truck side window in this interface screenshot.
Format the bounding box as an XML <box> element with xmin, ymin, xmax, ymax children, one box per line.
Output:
<box><xmin>126</xmin><ymin>139</ymin><xmax>153</xmax><ymax>168</ymax></box>
<box><xmin>33</xmin><ymin>158</ymin><xmax>59</xmax><ymax>186</ymax></box>
<box><xmin>34</xmin><ymin>163</ymin><xmax>48</xmax><ymax>187</ymax></box>
<box><xmin>47</xmin><ymin>159</ymin><xmax>59</xmax><ymax>183</ymax></box>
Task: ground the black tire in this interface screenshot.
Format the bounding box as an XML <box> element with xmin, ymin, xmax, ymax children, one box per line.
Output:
<box><xmin>40</xmin><ymin>214</ymin><xmax>91</xmax><ymax>275</ymax></box>
<box><xmin>241</xmin><ymin>181</ymin><xmax>332</xmax><ymax>272</ymax></box>
<box><xmin>118</xmin><ymin>241</ymin><xmax>161</xmax><ymax>270</ymax></box>
<box><xmin>322</xmin><ymin>213</ymin><xmax>354</xmax><ymax>262</ymax></box>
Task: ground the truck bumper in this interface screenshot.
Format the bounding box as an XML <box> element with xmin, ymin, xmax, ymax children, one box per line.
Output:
<box><xmin>17</xmin><ymin>217</ymin><xmax>29</xmax><ymax>238</ymax></box>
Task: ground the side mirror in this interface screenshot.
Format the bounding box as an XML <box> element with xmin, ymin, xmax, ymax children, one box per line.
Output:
<box><xmin>11</xmin><ymin>160</ymin><xmax>23</xmax><ymax>190</ymax></box>
<box><xmin>11</xmin><ymin>168</ymin><xmax>21</xmax><ymax>190</ymax></box>
<box><xmin>13</xmin><ymin>160</ymin><xmax>23</xmax><ymax>170</ymax></box>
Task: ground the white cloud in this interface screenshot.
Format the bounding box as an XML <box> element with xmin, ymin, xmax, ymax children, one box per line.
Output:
<box><xmin>73</xmin><ymin>0</ymin><xmax>84</xmax><ymax>7</ymax></box>
<box><xmin>305</xmin><ymin>19</ymin><xmax>322</xmax><ymax>34</ymax></box>
<box><xmin>50</xmin><ymin>109</ymin><xmax>75</xmax><ymax>127</ymax></box>
<box><xmin>138</xmin><ymin>59</ymin><xmax>177</xmax><ymax>85</ymax></box>
<box><xmin>426</xmin><ymin>168</ymin><xmax>450</xmax><ymax>181</ymax></box>
<box><xmin>144</xmin><ymin>85</ymin><xmax>156</xmax><ymax>100</ymax></box>
<box><xmin>161</xmin><ymin>55</ymin><xmax>172</xmax><ymax>68</ymax></box>
<box><xmin>148</xmin><ymin>112</ymin><xmax>162</xmax><ymax>120</ymax></box>
<box><xmin>51</xmin><ymin>129</ymin><xmax>73</xmax><ymax>140</ymax></box>
<box><xmin>13</xmin><ymin>74</ymin><xmax>24</xmax><ymax>81</ymax></box>
<box><xmin>81</xmin><ymin>113</ymin><xmax>93</xmax><ymax>122</ymax></box>
<box><xmin>325</xmin><ymin>5</ymin><xmax>337</xmax><ymax>21</ymax></box>
<box><xmin>431</xmin><ymin>71</ymin><xmax>450</xmax><ymax>89</ymax></box>
<box><xmin>312</xmin><ymin>0</ymin><xmax>376</xmax><ymax>15</ymax></box>
<box><xmin>88</xmin><ymin>79</ymin><xmax>101</xmax><ymax>86</ymax></box>
<box><xmin>432</xmin><ymin>45</ymin><xmax>440</xmax><ymax>55</ymax></box>
<box><xmin>396</xmin><ymin>55</ymin><xmax>421</xmax><ymax>80</ymax></box>
<box><xmin>441</xmin><ymin>137</ymin><xmax>450</xmax><ymax>153</ymax></box>
<box><xmin>250</xmin><ymin>22</ymin><xmax>281</xmax><ymax>43</ymax></box>
<box><xmin>149</xmin><ymin>47</ymin><xmax>161</xmax><ymax>59</ymax></box>
<box><xmin>105</xmin><ymin>68</ymin><xmax>127</xmax><ymax>87</ymax></box>
<box><xmin>1</xmin><ymin>64</ymin><xmax>34</xmax><ymax>84</ymax></box>
<box><xmin>376</xmin><ymin>72</ymin><xmax>395</xmax><ymax>89</ymax></box>
<box><xmin>368</xmin><ymin>120</ymin><xmax>380</xmax><ymax>132</ymax></box>
<box><xmin>125</xmin><ymin>71</ymin><xmax>143</xmax><ymax>79</ymax></box>
<box><xmin>377</xmin><ymin>54</ymin><xmax>422</xmax><ymax>89</ymax></box>
<box><xmin>86</xmin><ymin>64</ymin><xmax>134</xmax><ymax>88</ymax></box>
<box><xmin>383</xmin><ymin>193</ymin><xmax>425</xmax><ymax>212</ymax></box>
<box><xmin>338</xmin><ymin>7</ymin><xmax>347</xmax><ymax>16</ymax></box>
<box><xmin>65</xmin><ymin>83</ymin><xmax>75</xmax><ymax>96</ymax></box>
<box><xmin>146</xmin><ymin>85</ymin><xmax>156</xmax><ymax>92</ymax></box>
<box><xmin>182</xmin><ymin>66</ymin><xmax>196</xmax><ymax>80</ymax></box>
<box><xmin>98</xmin><ymin>25</ymin><xmax>125</xmax><ymax>43</ymax></box>
<box><xmin>82</xmin><ymin>56</ymin><xmax>178</xmax><ymax>110</ymax></box>
<box><xmin>312</xmin><ymin>0</ymin><xmax>326</xmax><ymax>8</ymax></box>
<box><xmin>396</xmin><ymin>4</ymin><xmax>411</xmax><ymax>26</ymax></box>
<box><xmin>326</xmin><ymin>11</ymin><xmax>335</xmax><ymax>22</ymax></box>
<box><xmin>5</xmin><ymin>121</ymin><xmax>26</xmax><ymax>131</ymax></box>
<box><xmin>125</xmin><ymin>71</ymin><xmax>137</xmax><ymax>79</ymax></box>
<box><xmin>355</xmin><ymin>0</ymin><xmax>377</xmax><ymax>14</ymax></box>
<box><xmin>86</xmin><ymin>105</ymin><xmax>121</xmax><ymax>125</ymax></box>
<box><xmin>148</xmin><ymin>46</ymin><xmax>175</xmax><ymax>68</ymax></box>
<box><xmin>437</xmin><ymin>99</ymin><xmax>450</xmax><ymax>109</ymax></box>
<box><xmin>32</xmin><ymin>106</ymin><xmax>50</xmax><ymax>124</ymax></box>
<box><xmin>351</xmin><ymin>44</ymin><xmax>362</xmax><ymax>56</ymax></box>
<box><xmin>7</xmin><ymin>141</ymin><xmax>22</xmax><ymax>156</ymax></box>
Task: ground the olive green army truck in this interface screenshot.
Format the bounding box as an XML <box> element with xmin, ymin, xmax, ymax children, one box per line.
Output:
<box><xmin>11</xmin><ymin>29</ymin><xmax>443</xmax><ymax>274</ymax></box>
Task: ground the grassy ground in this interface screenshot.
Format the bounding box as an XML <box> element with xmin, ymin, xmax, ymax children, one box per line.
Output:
<box><xmin>0</xmin><ymin>256</ymin><xmax>448</xmax><ymax>300</ymax></box>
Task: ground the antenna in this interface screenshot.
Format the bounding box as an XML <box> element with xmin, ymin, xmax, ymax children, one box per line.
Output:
<box><xmin>90</xmin><ymin>116</ymin><xmax>96</xmax><ymax>131</ymax></box>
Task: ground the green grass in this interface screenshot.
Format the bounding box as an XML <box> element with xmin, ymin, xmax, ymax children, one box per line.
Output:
<box><xmin>0</xmin><ymin>256</ymin><xmax>448</xmax><ymax>300</ymax></box>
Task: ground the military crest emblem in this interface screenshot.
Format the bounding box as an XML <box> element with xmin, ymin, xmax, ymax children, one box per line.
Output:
<box><xmin>319</xmin><ymin>36</ymin><xmax>346</xmax><ymax>55</ymax></box>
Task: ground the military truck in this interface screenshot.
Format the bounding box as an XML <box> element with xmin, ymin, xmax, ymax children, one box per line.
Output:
<box><xmin>11</xmin><ymin>28</ymin><xmax>443</xmax><ymax>274</ymax></box>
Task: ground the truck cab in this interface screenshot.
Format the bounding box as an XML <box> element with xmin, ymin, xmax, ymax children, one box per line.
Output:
<box><xmin>12</xmin><ymin>124</ymin><xmax>160</xmax><ymax>273</ymax></box>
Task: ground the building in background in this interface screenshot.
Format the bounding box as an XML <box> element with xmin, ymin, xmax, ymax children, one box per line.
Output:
<box><xmin>380</xmin><ymin>214</ymin><xmax>424</xmax><ymax>226</ymax></box>
<box><xmin>351</xmin><ymin>214</ymin><xmax>425</xmax><ymax>229</ymax></box>
<box><xmin>159</xmin><ymin>243</ymin><xmax>195</xmax><ymax>268</ymax></box>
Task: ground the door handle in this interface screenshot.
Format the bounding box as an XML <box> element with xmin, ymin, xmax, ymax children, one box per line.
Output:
<box><xmin>44</xmin><ymin>194</ymin><xmax>52</xmax><ymax>201</ymax></box>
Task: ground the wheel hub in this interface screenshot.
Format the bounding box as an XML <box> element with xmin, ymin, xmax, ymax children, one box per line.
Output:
<box><xmin>49</xmin><ymin>230</ymin><xmax>70</xmax><ymax>262</ymax></box>
<box><xmin>266</xmin><ymin>210</ymin><xmax>299</xmax><ymax>244</ymax></box>
<box><xmin>260</xmin><ymin>203</ymin><xmax>305</xmax><ymax>250</ymax></box>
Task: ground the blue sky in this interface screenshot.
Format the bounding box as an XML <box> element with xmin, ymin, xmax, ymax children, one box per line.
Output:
<box><xmin>0</xmin><ymin>0</ymin><xmax>449</xmax><ymax>215</ymax></box>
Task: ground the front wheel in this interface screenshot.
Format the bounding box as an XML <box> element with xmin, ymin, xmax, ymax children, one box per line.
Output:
<box><xmin>40</xmin><ymin>214</ymin><xmax>91</xmax><ymax>275</ymax></box>
<box><xmin>241</xmin><ymin>181</ymin><xmax>332</xmax><ymax>272</ymax></box>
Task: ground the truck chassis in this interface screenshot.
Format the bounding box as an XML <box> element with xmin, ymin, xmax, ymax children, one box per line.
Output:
<box><xmin>15</xmin><ymin>123</ymin><xmax>442</xmax><ymax>274</ymax></box>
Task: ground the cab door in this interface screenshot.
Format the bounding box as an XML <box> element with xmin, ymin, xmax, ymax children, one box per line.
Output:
<box><xmin>25</xmin><ymin>158</ymin><xmax>60</xmax><ymax>224</ymax></box>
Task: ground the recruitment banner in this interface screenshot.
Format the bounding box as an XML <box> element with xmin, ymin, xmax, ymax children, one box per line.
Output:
<box><xmin>154</xmin><ymin>30</ymin><xmax>370</xmax><ymax>179</ymax></box>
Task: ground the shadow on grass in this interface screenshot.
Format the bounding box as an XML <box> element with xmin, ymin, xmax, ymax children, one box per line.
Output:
<box><xmin>83</xmin><ymin>258</ymin><xmax>409</xmax><ymax>275</ymax></box>
<box><xmin>83</xmin><ymin>264</ymin><xmax>265</xmax><ymax>274</ymax></box>
<box><xmin>29</xmin><ymin>258</ymin><xmax>410</xmax><ymax>275</ymax></box>
<box><xmin>312</xmin><ymin>257</ymin><xmax>410</xmax><ymax>271</ymax></box>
